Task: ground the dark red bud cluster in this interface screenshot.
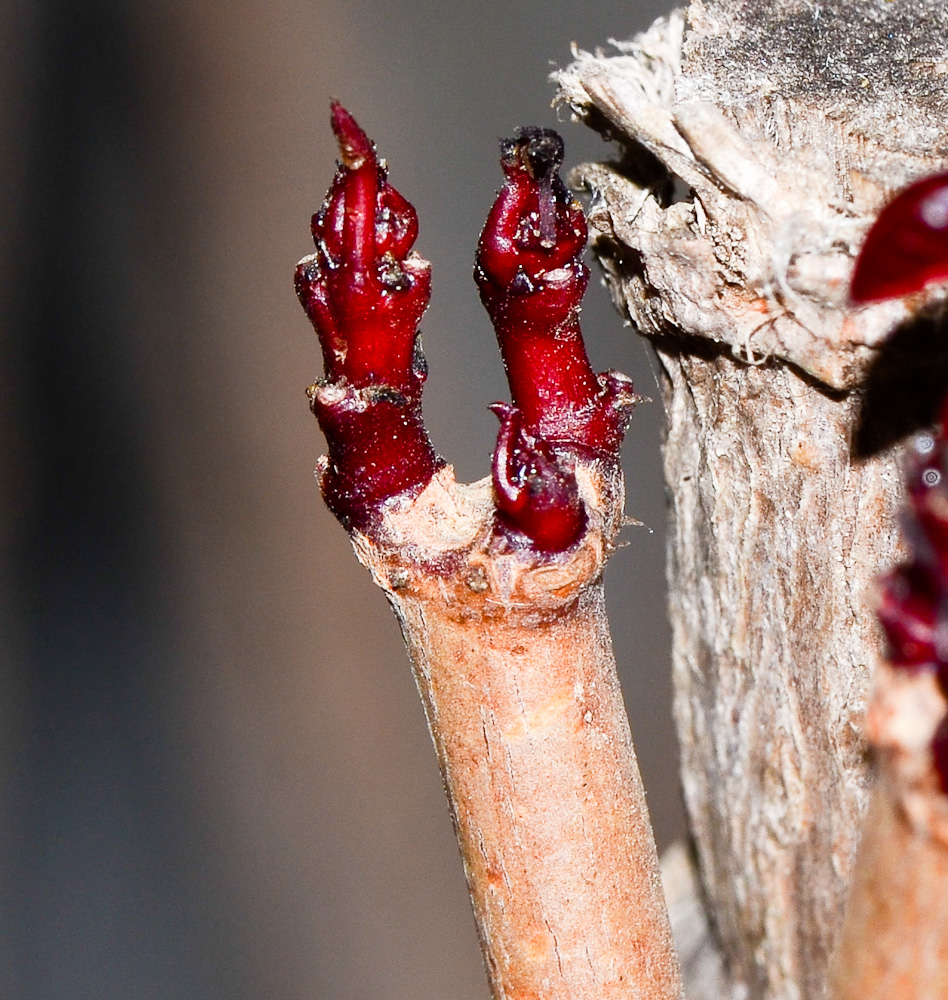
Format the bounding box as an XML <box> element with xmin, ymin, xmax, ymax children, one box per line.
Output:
<box><xmin>296</xmin><ymin>108</ymin><xmax>635</xmax><ymax>552</ymax></box>
<box><xmin>877</xmin><ymin>411</ymin><xmax>948</xmax><ymax>789</ymax></box>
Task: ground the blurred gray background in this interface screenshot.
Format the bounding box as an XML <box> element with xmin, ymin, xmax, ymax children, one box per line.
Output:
<box><xmin>0</xmin><ymin>1</ymin><xmax>680</xmax><ymax>997</ymax></box>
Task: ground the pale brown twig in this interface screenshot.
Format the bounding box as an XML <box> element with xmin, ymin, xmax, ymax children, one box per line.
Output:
<box><xmin>831</xmin><ymin>663</ymin><xmax>948</xmax><ymax>1000</ymax></box>
<box><xmin>351</xmin><ymin>462</ymin><xmax>683</xmax><ymax>1000</ymax></box>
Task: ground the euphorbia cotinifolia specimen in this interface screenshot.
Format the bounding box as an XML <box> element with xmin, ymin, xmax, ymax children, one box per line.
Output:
<box><xmin>296</xmin><ymin>105</ymin><xmax>635</xmax><ymax>551</ymax></box>
<box><xmin>292</xmin><ymin>107</ymin><xmax>683</xmax><ymax>1000</ymax></box>
<box><xmin>852</xmin><ymin>170</ymin><xmax>948</xmax><ymax>789</ymax></box>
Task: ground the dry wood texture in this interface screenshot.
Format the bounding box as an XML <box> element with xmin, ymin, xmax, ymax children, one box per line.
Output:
<box><xmin>350</xmin><ymin>462</ymin><xmax>682</xmax><ymax>1000</ymax></box>
<box><xmin>556</xmin><ymin>3</ymin><xmax>948</xmax><ymax>998</ymax></box>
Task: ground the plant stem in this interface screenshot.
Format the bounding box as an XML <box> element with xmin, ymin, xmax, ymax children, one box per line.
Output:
<box><xmin>296</xmin><ymin>105</ymin><xmax>682</xmax><ymax>999</ymax></box>
<box><xmin>830</xmin><ymin>665</ymin><xmax>948</xmax><ymax>1000</ymax></box>
<box><xmin>351</xmin><ymin>463</ymin><xmax>683</xmax><ymax>1000</ymax></box>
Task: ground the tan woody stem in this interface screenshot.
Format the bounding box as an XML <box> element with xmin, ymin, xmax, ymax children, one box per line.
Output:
<box><xmin>831</xmin><ymin>664</ymin><xmax>948</xmax><ymax>1000</ymax></box>
<box><xmin>351</xmin><ymin>461</ymin><xmax>683</xmax><ymax>1000</ymax></box>
<box><xmin>831</xmin><ymin>785</ymin><xmax>948</xmax><ymax>1000</ymax></box>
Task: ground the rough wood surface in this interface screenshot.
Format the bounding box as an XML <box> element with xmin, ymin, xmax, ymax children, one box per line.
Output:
<box><xmin>351</xmin><ymin>462</ymin><xmax>683</xmax><ymax>1000</ymax></box>
<box><xmin>556</xmin><ymin>3</ymin><xmax>948</xmax><ymax>998</ymax></box>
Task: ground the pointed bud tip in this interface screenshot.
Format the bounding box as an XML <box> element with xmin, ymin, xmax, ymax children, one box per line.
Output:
<box><xmin>330</xmin><ymin>101</ymin><xmax>375</xmax><ymax>169</ymax></box>
<box><xmin>499</xmin><ymin>126</ymin><xmax>564</xmax><ymax>183</ymax></box>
